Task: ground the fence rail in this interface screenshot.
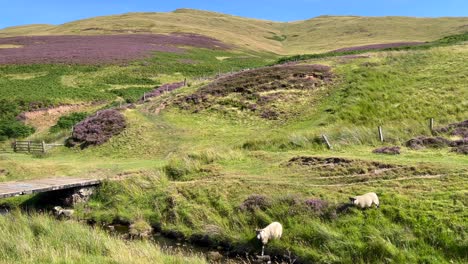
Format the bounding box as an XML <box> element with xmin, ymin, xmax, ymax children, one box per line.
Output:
<box><xmin>12</xmin><ymin>141</ymin><xmax>63</xmax><ymax>154</ymax></box>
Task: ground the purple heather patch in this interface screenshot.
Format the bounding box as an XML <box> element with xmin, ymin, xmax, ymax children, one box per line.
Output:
<box><xmin>0</xmin><ymin>34</ymin><xmax>229</xmax><ymax>64</ymax></box>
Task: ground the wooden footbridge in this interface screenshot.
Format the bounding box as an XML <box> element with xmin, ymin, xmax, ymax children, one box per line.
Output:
<box><xmin>0</xmin><ymin>177</ymin><xmax>101</xmax><ymax>199</ymax></box>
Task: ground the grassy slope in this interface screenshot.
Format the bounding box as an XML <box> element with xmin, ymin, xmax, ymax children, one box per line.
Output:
<box><xmin>0</xmin><ymin>212</ymin><xmax>207</xmax><ymax>264</ymax></box>
<box><xmin>1</xmin><ymin>9</ymin><xmax>467</xmax><ymax>54</ymax></box>
<box><xmin>0</xmin><ymin>48</ymin><xmax>277</xmax><ymax>106</ymax></box>
<box><xmin>283</xmin><ymin>16</ymin><xmax>468</xmax><ymax>53</ymax></box>
<box><xmin>1</xmin><ymin>44</ymin><xmax>466</xmax><ymax>262</ymax></box>
<box><xmin>77</xmin><ymin>48</ymin><xmax>467</xmax><ymax>263</ymax></box>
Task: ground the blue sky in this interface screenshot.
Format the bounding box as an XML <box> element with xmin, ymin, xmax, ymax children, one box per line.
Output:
<box><xmin>1</xmin><ymin>0</ymin><xmax>467</xmax><ymax>29</ymax></box>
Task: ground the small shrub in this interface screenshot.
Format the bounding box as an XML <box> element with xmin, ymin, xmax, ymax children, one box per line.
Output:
<box><xmin>434</xmin><ymin>120</ymin><xmax>468</xmax><ymax>138</ymax></box>
<box><xmin>335</xmin><ymin>203</ymin><xmax>354</xmax><ymax>215</ymax></box>
<box><xmin>239</xmin><ymin>194</ymin><xmax>270</xmax><ymax>212</ymax></box>
<box><xmin>277</xmin><ymin>195</ymin><xmax>302</xmax><ymax>206</ymax></box>
<box><xmin>305</xmin><ymin>199</ymin><xmax>329</xmax><ymax>214</ymax></box>
<box><xmin>372</xmin><ymin>146</ymin><xmax>401</xmax><ymax>155</ymax></box>
<box><xmin>66</xmin><ymin>109</ymin><xmax>126</xmax><ymax>148</ymax></box>
<box><xmin>0</xmin><ymin>120</ymin><xmax>35</xmax><ymax>140</ymax></box>
<box><xmin>304</xmin><ymin>198</ymin><xmax>339</xmax><ymax>220</ymax></box>
<box><xmin>406</xmin><ymin>136</ymin><xmax>452</xmax><ymax>149</ymax></box>
<box><xmin>452</xmin><ymin>145</ymin><xmax>468</xmax><ymax>155</ymax></box>
<box><xmin>260</xmin><ymin>109</ymin><xmax>279</xmax><ymax>120</ymax></box>
<box><xmin>50</xmin><ymin>112</ymin><xmax>88</xmax><ymax>133</ymax></box>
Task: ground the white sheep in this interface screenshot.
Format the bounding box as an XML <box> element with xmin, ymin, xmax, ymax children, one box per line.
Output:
<box><xmin>256</xmin><ymin>221</ymin><xmax>283</xmax><ymax>256</ymax></box>
<box><xmin>53</xmin><ymin>206</ymin><xmax>74</xmax><ymax>218</ymax></box>
<box><xmin>349</xmin><ymin>192</ymin><xmax>380</xmax><ymax>209</ymax></box>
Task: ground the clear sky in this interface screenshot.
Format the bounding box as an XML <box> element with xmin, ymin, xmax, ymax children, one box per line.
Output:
<box><xmin>1</xmin><ymin>0</ymin><xmax>467</xmax><ymax>29</ymax></box>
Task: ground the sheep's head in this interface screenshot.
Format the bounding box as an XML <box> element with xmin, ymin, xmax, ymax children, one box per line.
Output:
<box><xmin>53</xmin><ymin>206</ymin><xmax>62</xmax><ymax>212</ymax></box>
<box><xmin>349</xmin><ymin>197</ymin><xmax>358</xmax><ymax>205</ymax></box>
<box><xmin>256</xmin><ymin>229</ymin><xmax>268</xmax><ymax>245</ymax></box>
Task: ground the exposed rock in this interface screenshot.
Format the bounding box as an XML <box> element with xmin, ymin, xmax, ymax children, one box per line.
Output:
<box><xmin>207</xmin><ymin>251</ymin><xmax>223</xmax><ymax>262</ymax></box>
<box><xmin>63</xmin><ymin>187</ymin><xmax>95</xmax><ymax>207</ymax></box>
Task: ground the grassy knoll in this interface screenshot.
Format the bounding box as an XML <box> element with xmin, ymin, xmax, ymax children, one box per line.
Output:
<box><xmin>0</xmin><ymin>212</ymin><xmax>206</xmax><ymax>264</ymax></box>
<box><xmin>1</xmin><ymin>9</ymin><xmax>467</xmax><ymax>54</ymax></box>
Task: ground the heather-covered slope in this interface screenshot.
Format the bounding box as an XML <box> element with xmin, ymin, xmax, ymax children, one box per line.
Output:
<box><xmin>1</xmin><ymin>9</ymin><xmax>467</xmax><ymax>54</ymax></box>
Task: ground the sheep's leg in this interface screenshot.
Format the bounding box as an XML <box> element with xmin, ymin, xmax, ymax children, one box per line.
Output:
<box><xmin>261</xmin><ymin>245</ymin><xmax>265</xmax><ymax>256</ymax></box>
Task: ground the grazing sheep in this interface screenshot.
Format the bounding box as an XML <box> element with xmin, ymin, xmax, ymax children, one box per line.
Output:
<box><xmin>349</xmin><ymin>192</ymin><xmax>380</xmax><ymax>209</ymax></box>
<box><xmin>53</xmin><ymin>206</ymin><xmax>74</xmax><ymax>218</ymax></box>
<box><xmin>256</xmin><ymin>222</ymin><xmax>283</xmax><ymax>256</ymax></box>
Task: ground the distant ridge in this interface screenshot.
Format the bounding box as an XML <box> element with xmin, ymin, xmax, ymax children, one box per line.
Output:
<box><xmin>0</xmin><ymin>9</ymin><xmax>467</xmax><ymax>54</ymax></box>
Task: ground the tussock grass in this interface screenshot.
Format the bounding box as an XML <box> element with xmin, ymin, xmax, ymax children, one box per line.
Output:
<box><xmin>0</xmin><ymin>212</ymin><xmax>207</xmax><ymax>263</ymax></box>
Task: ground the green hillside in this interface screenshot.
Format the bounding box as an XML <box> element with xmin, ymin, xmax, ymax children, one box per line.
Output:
<box><xmin>0</xmin><ymin>9</ymin><xmax>467</xmax><ymax>264</ymax></box>
<box><xmin>1</xmin><ymin>42</ymin><xmax>467</xmax><ymax>262</ymax></box>
<box><xmin>1</xmin><ymin>9</ymin><xmax>467</xmax><ymax>54</ymax></box>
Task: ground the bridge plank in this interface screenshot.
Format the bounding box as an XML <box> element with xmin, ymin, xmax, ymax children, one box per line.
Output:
<box><xmin>0</xmin><ymin>178</ymin><xmax>100</xmax><ymax>199</ymax></box>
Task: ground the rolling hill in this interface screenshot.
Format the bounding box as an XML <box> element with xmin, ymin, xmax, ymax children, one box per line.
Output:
<box><xmin>1</xmin><ymin>9</ymin><xmax>467</xmax><ymax>54</ymax></box>
<box><xmin>0</xmin><ymin>8</ymin><xmax>467</xmax><ymax>264</ymax></box>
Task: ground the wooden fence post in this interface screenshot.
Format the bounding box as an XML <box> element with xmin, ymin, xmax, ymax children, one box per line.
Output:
<box><xmin>429</xmin><ymin>118</ymin><xmax>434</xmax><ymax>132</ymax></box>
<box><xmin>183</xmin><ymin>78</ymin><xmax>187</xmax><ymax>86</ymax></box>
<box><xmin>143</xmin><ymin>92</ymin><xmax>146</xmax><ymax>101</ymax></box>
<box><xmin>378</xmin><ymin>126</ymin><xmax>384</xmax><ymax>142</ymax></box>
<box><xmin>322</xmin><ymin>134</ymin><xmax>333</xmax><ymax>149</ymax></box>
<box><xmin>42</xmin><ymin>141</ymin><xmax>46</xmax><ymax>153</ymax></box>
<box><xmin>27</xmin><ymin>141</ymin><xmax>31</xmax><ymax>153</ymax></box>
<box><xmin>13</xmin><ymin>140</ymin><xmax>17</xmax><ymax>152</ymax></box>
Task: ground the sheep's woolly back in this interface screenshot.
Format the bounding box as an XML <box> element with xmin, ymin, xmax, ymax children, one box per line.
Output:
<box><xmin>258</xmin><ymin>222</ymin><xmax>283</xmax><ymax>245</ymax></box>
<box><xmin>352</xmin><ymin>192</ymin><xmax>379</xmax><ymax>209</ymax></box>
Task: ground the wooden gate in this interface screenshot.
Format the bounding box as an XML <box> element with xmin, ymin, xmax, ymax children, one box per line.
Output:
<box><xmin>12</xmin><ymin>141</ymin><xmax>46</xmax><ymax>153</ymax></box>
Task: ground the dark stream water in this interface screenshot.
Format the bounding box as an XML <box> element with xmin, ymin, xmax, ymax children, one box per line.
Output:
<box><xmin>109</xmin><ymin>224</ymin><xmax>269</xmax><ymax>263</ymax></box>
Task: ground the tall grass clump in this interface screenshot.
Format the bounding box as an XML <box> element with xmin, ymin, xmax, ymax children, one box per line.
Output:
<box><xmin>0</xmin><ymin>211</ymin><xmax>207</xmax><ymax>264</ymax></box>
